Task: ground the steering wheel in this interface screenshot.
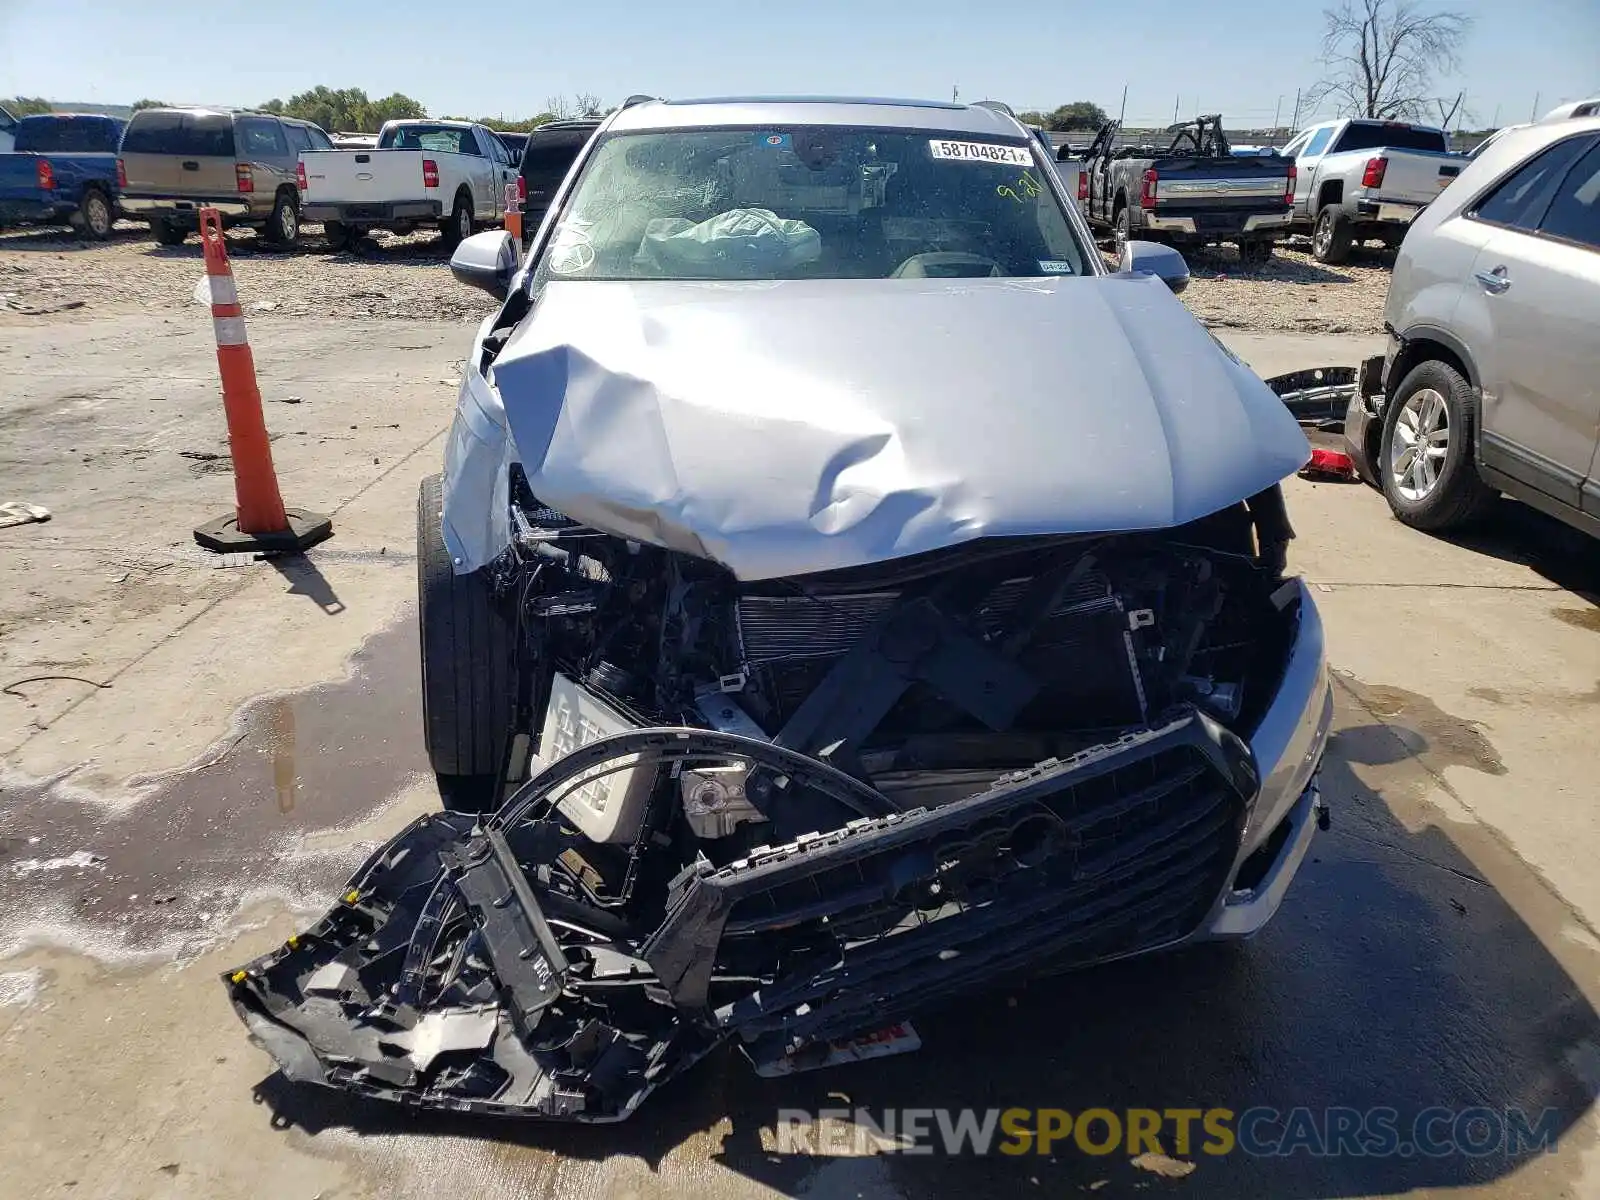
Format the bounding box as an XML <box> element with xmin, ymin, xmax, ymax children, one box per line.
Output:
<box><xmin>891</xmin><ymin>252</ymin><xmax>1006</xmax><ymax>279</ymax></box>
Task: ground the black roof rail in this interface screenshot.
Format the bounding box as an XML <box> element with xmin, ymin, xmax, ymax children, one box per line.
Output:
<box><xmin>621</xmin><ymin>95</ymin><xmax>658</xmax><ymax>110</ymax></box>
<box><xmin>972</xmin><ymin>99</ymin><xmax>1017</xmax><ymax>118</ymax></box>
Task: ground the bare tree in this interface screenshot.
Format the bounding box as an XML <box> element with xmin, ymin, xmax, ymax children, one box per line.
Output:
<box><xmin>544</xmin><ymin>94</ymin><xmax>572</xmax><ymax>119</ymax></box>
<box><xmin>1308</xmin><ymin>0</ymin><xmax>1470</xmax><ymax>122</ymax></box>
<box><xmin>574</xmin><ymin>92</ymin><xmax>603</xmax><ymax>118</ymax></box>
<box><xmin>1434</xmin><ymin>89</ymin><xmax>1466</xmax><ymax>129</ymax></box>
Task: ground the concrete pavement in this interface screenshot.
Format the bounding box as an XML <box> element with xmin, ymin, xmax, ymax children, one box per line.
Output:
<box><xmin>2</xmin><ymin>316</ymin><xmax>1598</xmax><ymax>1199</ymax></box>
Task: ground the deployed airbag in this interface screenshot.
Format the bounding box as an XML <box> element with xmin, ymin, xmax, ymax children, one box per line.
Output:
<box><xmin>635</xmin><ymin>207</ymin><xmax>821</xmax><ymax>276</ymax></box>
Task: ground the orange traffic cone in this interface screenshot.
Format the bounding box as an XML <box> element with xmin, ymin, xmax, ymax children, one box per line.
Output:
<box><xmin>192</xmin><ymin>208</ymin><xmax>332</xmax><ymax>554</ymax></box>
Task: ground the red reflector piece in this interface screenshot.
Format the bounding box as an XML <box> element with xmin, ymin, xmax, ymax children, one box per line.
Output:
<box><xmin>236</xmin><ymin>163</ymin><xmax>254</xmax><ymax>193</ymax></box>
<box><xmin>36</xmin><ymin>159</ymin><xmax>56</xmax><ymax>190</ymax></box>
<box><xmin>117</xmin><ymin>157</ymin><xmax>128</xmax><ymax>188</ymax></box>
<box><xmin>1300</xmin><ymin>447</ymin><xmax>1358</xmax><ymax>482</ymax></box>
<box><xmin>422</xmin><ymin>158</ymin><xmax>440</xmax><ymax>188</ymax></box>
<box><xmin>296</xmin><ymin>161</ymin><xmax>308</xmax><ymax>191</ymax></box>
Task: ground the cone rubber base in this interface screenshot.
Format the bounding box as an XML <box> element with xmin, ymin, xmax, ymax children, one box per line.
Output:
<box><xmin>194</xmin><ymin>507</ymin><xmax>333</xmax><ymax>555</ymax></box>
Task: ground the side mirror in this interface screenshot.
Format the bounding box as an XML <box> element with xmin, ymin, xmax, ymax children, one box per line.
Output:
<box><xmin>1056</xmin><ymin>143</ymin><xmax>1073</xmax><ymax>162</ymax></box>
<box><xmin>1119</xmin><ymin>239</ymin><xmax>1190</xmax><ymax>295</ymax></box>
<box><xmin>450</xmin><ymin>230</ymin><xmax>519</xmax><ymax>300</ymax></box>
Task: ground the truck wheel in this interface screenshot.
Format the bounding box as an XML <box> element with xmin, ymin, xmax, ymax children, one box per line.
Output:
<box><xmin>78</xmin><ymin>188</ymin><xmax>113</xmax><ymax>241</ymax></box>
<box><xmin>442</xmin><ymin>192</ymin><xmax>474</xmax><ymax>250</ymax></box>
<box><xmin>1113</xmin><ymin>204</ymin><xmax>1131</xmax><ymax>254</ymax></box>
<box><xmin>417</xmin><ymin>472</ymin><xmax>517</xmax><ymax>812</ymax></box>
<box><xmin>1238</xmin><ymin>239</ymin><xmax>1273</xmax><ymax>268</ymax></box>
<box><xmin>152</xmin><ymin>219</ymin><xmax>186</xmax><ymax>247</ymax></box>
<box><xmin>263</xmin><ymin>191</ymin><xmax>299</xmax><ymax>248</ymax></box>
<box><xmin>1312</xmin><ymin>207</ymin><xmax>1353</xmax><ymax>264</ymax></box>
<box><xmin>1378</xmin><ymin>360</ymin><xmax>1497</xmax><ymax>531</ymax></box>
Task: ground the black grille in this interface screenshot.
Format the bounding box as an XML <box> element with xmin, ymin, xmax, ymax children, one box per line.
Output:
<box><xmin>735</xmin><ymin>570</ymin><xmax>1145</xmax><ymax>728</ymax></box>
<box><xmin>645</xmin><ymin>712</ymin><xmax>1248</xmax><ymax>1051</ymax></box>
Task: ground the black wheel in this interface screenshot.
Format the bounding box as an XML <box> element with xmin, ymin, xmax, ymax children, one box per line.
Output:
<box><xmin>1113</xmin><ymin>203</ymin><xmax>1131</xmax><ymax>255</ymax></box>
<box><xmin>442</xmin><ymin>192</ymin><xmax>474</xmax><ymax>250</ymax></box>
<box><xmin>1311</xmin><ymin>206</ymin><xmax>1353</xmax><ymax>264</ymax></box>
<box><xmin>324</xmin><ymin>219</ymin><xmax>351</xmax><ymax>250</ymax></box>
<box><xmin>417</xmin><ymin>472</ymin><xmax>517</xmax><ymax>812</ymax></box>
<box><xmin>78</xmin><ymin>187</ymin><xmax>113</xmax><ymax>241</ymax></box>
<box><xmin>152</xmin><ymin>219</ymin><xmax>186</xmax><ymax>246</ymax></box>
<box><xmin>1378</xmin><ymin>360</ymin><xmax>1497</xmax><ymax>531</ymax></box>
<box><xmin>263</xmin><ymin>191</ymin><xmax>299</xmax><ymax>247</ymax></box>
<box><xmin>1238</xmin><ymin>238</ymin><xmax>1272</xmax><ymax>268</ymax></box>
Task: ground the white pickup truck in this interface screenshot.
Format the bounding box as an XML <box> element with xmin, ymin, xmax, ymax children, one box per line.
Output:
<box><xmin>297</xmin><ymin>119</ymin><xmax>518</xmax><ymax>248</ymax></box>
<box><xmin>1282</xmin><ymin>118</ymin><xmax>1462</xmax><ymax>262</ymax></box>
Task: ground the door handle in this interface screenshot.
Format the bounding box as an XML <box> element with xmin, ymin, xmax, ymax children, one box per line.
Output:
<box><xmin>1474</xmin><ymin>267</ymin><xmax>1511</xmax><ymax>294</ymax></box>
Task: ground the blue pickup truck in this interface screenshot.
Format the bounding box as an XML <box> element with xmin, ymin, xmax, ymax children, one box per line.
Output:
<box><xmin>0</xmin><ymin>113</ymin><xmax>127</xmax><ymax>239</ymax></box>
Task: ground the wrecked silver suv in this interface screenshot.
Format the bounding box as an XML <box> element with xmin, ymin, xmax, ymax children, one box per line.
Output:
<box><xmin>225</xmin><ymin>97</ymin><xmax>1333</xmax><ymax>1121</ymax></box>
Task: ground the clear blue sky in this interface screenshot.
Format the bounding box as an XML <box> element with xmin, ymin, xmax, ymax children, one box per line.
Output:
<box><xmin>3</xmin><ymin>0</ymin><xmax>1594</xmax><ymax>129</ymax></box>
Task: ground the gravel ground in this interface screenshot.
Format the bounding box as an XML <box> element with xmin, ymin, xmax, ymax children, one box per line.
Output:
<box><xmin>1</xmin><ymin>219</ymin><xmax>1390</xmax><ymax>333</ymax></box>
<box><xmin>0</xmin><ymin>220</ymin><xmax>495</xmax><ymax>323</ymax></box>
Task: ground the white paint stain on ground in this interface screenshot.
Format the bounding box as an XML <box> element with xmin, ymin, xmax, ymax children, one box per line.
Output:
<box><xmin>0</xmin><ymin>968</ymin><xmax>42</xmax><ymax>1007</ymax></box>
<box><xmin>10</xmin><ymin>850</ymin><xmax>105</xmax><ymax>877</ymax></box>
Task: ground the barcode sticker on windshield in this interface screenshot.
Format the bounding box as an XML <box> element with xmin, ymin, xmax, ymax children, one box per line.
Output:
<box><xmin>929</xmin><ymin>139</ymin><xmax>1033</xmax><ymax>165</ymax></box>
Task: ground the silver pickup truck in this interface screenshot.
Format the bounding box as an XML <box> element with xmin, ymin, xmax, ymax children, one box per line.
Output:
<box><xmin>1283</xmin><ymin>118</ymin><xmax>1462</xmax><ymax>262</ymax></box>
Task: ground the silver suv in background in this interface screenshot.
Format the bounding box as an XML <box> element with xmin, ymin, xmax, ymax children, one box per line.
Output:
<box><xmin>1345</xmin><ymin>117</ymin><xmax>1600</xmax><ymax>537</ymax></box>
<box><xmin>118</xmin><ymin>107</ymin><xmax>334</xmax><ymax>246</ymax></box>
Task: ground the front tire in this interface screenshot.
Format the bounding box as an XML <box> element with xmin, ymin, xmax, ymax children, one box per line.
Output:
<box><xmin>1379</xmin><ymin>360</ymin><xmax>1497</xmax><ymax>531</ymax></box>
<box><xmin>417</xmin><ymin>473</ymin><xmax>517</xmax><ymax>812</ymax></box>
<box><xmin>1238</xmin><ymin>238</ymin><xmax>1273</xmax><ymax>268</ymax></box>
<box><xmin>1312</xmin><ymin>206</ymin><xmax>1353</xmax><ymax>264</ymax></box>
<box><xmin>152</xmin><ymin>219</ymin><xmax>186</xmax><ymax>246</ymax></box>
<box><xmin>78</xmin><ymin>187</ymin><xmax>113</xmax><ymax>240</ymax></box>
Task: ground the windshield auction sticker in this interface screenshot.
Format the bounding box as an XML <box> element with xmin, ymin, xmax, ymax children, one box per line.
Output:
<box><xmin>929</xmin><ymin>139</ymin><xmax>1033</xmax><ymax>165</ymax></box>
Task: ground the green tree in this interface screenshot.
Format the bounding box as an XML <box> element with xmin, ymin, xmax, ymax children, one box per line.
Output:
<box><xmin>258</xmin><ymin>86</ymin><xmax>427</xmax><ymax>133</ymax></box>
<box><xmin>131</xmin><ymin>98</ymin><xmax>169</xmax><ymax>111</ymax></box>
<box><xmin>2</xmin><ymin>96</ymin><xmax>53</xmax><ymax>116</ymax></box>
<box><xmin>363</xmin><ymin>92</ymin><xmax>427</xmax><ymax>128</ymax></box>
<box><xmin>1015</xmin><ymin>110</ymin><xmax>1049</xmax><ymax>127</ymax></box>
<box><xmin>1045</xmin><ymin>101</ymin><xmax>1110</xmax><ymax>132</ymax></box>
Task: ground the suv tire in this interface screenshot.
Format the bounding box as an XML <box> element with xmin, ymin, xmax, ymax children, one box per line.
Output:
<box><xmin>263</xmin><ymin>190</ymin><xmax>299</xmax><ymax>248</ymax></box>
<box><xmin>1312</xmin><ymin>206</ymin><xmax>1353</xmax><ymax>264</ymax></box>
<box><xmin>1379</xmin><ymin>359</ymin><xmax>1497</xmax><ymax>531</ymax></box>
<box><xmin>417</xmin><ymin>472</ymin><xmax>516</xmax><ymax>812</ymax></box>
<box><xmin>152</xmin><ymin>219</ymin><xmax>186</xmax><ymax>246</ymax></box>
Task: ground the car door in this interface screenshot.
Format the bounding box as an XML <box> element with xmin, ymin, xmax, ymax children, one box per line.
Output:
<box><xmin>1289</xmin><ymin>126</ymin><xmax>1335</xmax><ymax>218</ymax></box>
<box><xmin>282</xmin><ymin>123</ymin><xmax>313</xmax><ymax>195</ymax></box>
<box><xmin>236</xmin><ymin>116</ymin><xmax>289</xmax><ymax>213</ymax></box>
<box><xmin>457</xmin><ymin>128</ymin><xmax>494</xmax><ymax>220</ymax></box>
<box><xmin>1461</xmin><ymin>132</ymin><xmax>1600</xmax><ymax>507</ymax></box>
<box><xmin>484</xmin><ymin>131</ymin><xmax>516</xmax><ymax>218</ymax></box>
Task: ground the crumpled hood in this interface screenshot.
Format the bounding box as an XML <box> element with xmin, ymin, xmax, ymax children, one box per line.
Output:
<box><xmin>487</xmin><ymin>275</ymin><xmax>1309</xmax><ymax>580</ymax></box>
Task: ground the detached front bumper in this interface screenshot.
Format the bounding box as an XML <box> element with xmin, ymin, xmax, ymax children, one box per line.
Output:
<box><xmin>224</xmin><ymin>586</ymin><xmax>1331</xmax><ymax>1120</ymax></box>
